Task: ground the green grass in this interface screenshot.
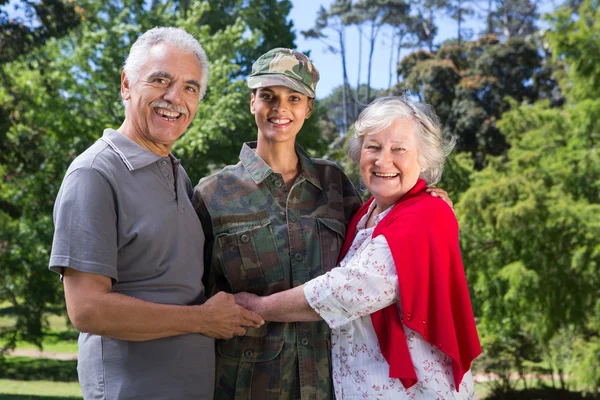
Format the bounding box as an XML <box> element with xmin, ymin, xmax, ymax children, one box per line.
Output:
<box><xmin>0</xmin><ymin>305</ymin><xmax>77</xmax><ymax>354</ymax></box>
<box><xmin>0</xmin><ymin>357</ymin><xmax>78</xmax><ymax>382</ymax></box>
<box><xmin>0</xmin><ymin>379</ymin><xmax>82</xmax><ymax>399</ymax></box>
<box><xmin>0</xmin><ymin>356</ymin><xmax>82</xmax><ymax>399</ymax></box>
<box><xmin>5</xmin><ymin>334</ymin><xmax>78</xmax><ymax>355</ymax></box>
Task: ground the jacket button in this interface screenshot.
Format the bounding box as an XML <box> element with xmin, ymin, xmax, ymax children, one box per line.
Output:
<box><xmin>294</xmin><ymin>253</ymin><xmax>303</xmax><ymax>262</ymax></box>
<box><xmin>300</xmin><ymin>338</ymin><xmax>309</xmax><ymax>346</ymax></box>
<box><xmin>289</xmin><ymin>214</ymin><xmax>297</xmax><ymax>223</ymax></box>
<box><xmin>275</xmin><ymin>180</ymin><xmax>283</xmax><ymax>188</ymax></box>
<box><xmin>244</xmin><ymin>349</ymin><xmax>253</xmax><ymax>358</ymax></box>
<box><xmin>240</xmin><ymin>234</ymin><xmax>250</xmax><ymax>244</ymax></box>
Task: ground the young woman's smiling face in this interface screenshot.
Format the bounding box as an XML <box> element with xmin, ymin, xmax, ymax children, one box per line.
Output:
<box><xmin>360</xmin><ymin>118</ymin><xmax>422</xmax><ymax>211</ymax></box>
<box><xmin>250</xmin><ymin>86</ymin><xmax>313</xmax><ymax>144</ymax></box>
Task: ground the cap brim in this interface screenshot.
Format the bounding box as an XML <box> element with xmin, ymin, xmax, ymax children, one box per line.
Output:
<box><xmin>247</xmin><ymin>74</ymin><xmax>315</xmax><ymax>98</ymax></box>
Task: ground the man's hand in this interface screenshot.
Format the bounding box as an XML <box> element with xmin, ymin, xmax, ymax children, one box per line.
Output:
<box><xmin>426</xmin><ymin>186</ymin><xmax>453</xmax><ymax>209</ymax></box>
<box><xmin>198</xmin><ymin>292</ymin><xmax>264</xmax><ymax>339</ymax></box>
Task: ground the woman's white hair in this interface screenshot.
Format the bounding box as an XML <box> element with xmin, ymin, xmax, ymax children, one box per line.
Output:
<box><xmin>122</xmin><ymin>27</ymin><xmax>209</xmax><ymax>105</ymax></box>
<box><xmin>348</xmin><ymin>96</ymin><xmax>455</xmax><ymax>185</ymax></box>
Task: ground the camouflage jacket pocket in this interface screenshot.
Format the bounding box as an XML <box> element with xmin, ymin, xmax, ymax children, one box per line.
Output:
<box><xmin>217</xmin><ymin>336</ymin><xmax>284</xmax><ymax>362</ymax></box>
<box><xmin>316</xmin><ymin>217</ymin><xmax>347</xmax><ymax>275</ymax></box>
<box><xmin>215</xmin><ymin>217</ymin><xmax>284</xmax><ymax>292</ymax></box>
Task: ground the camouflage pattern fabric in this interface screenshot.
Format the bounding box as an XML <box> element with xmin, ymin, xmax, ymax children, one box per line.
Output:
<box><xmin>193</xmin><ymin>142</ymin><xmax>362</xmax><ymax>400</ymax></box>
<box><xmin>246</xmin><ymin>48</ymin><xmax>320</xmax><ymax>98</ymax></box>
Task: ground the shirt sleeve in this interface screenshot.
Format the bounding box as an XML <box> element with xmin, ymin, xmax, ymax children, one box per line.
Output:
<box><xmin>304</xmin><ymin>235</ymin><xmax>399</xmax><ymax>329</ymax></box>
<box><xmin>49</xmin><ymin>167</ymin><xmax>118</xmax><ymax>281</ymax></box>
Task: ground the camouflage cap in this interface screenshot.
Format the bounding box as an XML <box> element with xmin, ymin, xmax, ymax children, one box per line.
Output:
<box><xmin>247</xmin><ymin>48</ymin><xmax>320</xmax><ymax>98</ymax></box>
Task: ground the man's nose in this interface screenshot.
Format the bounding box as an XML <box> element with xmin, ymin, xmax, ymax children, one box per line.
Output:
<box><xmin>163</xmin><ymin>84</ymin><xmax>181</xmax><ymax>104</ymax></box>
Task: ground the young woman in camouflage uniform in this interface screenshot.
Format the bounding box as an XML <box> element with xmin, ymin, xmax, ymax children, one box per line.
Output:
<box><xmin>192</xmin><ymin>48</ymin><xmax>451</xmax><ymax>400</ymax></box>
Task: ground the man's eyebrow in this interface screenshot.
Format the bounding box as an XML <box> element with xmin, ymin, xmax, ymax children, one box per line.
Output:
<box><xmin>185</xmin><ymin>79</ymin><xmax>201</xmax><ymax>90</ymax></box>
<box><xmin>146</xmin><ymin>71</ymin><xmax>200</xmax><ymax>90</ymax></box>
<box><xmin>147</xmin><ymin>71</ymin><xmax>173</xmax><ymax>80</ymax></box>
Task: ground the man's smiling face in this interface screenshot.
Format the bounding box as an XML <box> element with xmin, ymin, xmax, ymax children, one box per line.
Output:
<box><xmin>121</xmin><ymin>43</ymin><xmax>203</xmax><ymax>151</ymax></box>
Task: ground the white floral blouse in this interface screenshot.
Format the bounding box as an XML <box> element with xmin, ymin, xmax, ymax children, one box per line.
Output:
<box><xmin>304</xmin><ymin>202</ymin><xmax>476</xmax><ymax>399</ymax></box>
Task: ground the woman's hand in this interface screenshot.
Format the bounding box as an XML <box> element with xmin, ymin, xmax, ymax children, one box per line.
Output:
<box><xmin>426</xmin><ymin>186</ymin><xmax>453</xmax><ymax>209</ymax></box>
<box><xmin>234</xmin><ymin>292</ymin><xmax>262</xmax><ymax>314</ymax></box>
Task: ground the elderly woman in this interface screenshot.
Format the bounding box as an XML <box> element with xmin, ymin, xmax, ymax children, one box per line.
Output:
<box><xmin>235</xmin><ymin>96</ymin><xmax>481</xmax><ymax>399</ymax></box>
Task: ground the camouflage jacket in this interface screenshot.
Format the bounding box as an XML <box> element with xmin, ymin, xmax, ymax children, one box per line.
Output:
<box><xmin>192</xmin><ymin>142</ymin><xmax>362</xmax><ymax>400</ymax></box>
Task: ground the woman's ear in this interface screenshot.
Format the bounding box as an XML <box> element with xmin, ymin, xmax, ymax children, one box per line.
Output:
<box><xmin>306</xmin><ymin>98</ymin><xmax>314</xmax><ymax>119</ymax></box>
<box><xmin>250</xmin><ymin>92</ymin><xmax>256</xmax><ymax>114</ymax></box>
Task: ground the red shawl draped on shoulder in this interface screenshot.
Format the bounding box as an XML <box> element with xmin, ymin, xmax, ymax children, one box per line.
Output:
<box><xmin>337</xmin><ymin>179</ymin><xmax>481</xmax><ymax>391</ymax></box>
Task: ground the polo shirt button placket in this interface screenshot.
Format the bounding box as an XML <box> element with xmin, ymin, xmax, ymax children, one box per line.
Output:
<box><xmin>160</xmin><ymin>159</ymin><xmax>170</xmax><ymax>177</ymax></box>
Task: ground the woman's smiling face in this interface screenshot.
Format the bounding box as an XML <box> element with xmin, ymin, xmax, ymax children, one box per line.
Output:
<box><xmin>360</xmin><ymin>117</ymin><xmax>422</xmax><ymax>211</ymax></box>
<box><xmin>250</xmin><ymin>86</ymin><xmax>313</xmax><ymax>144</ymax></box>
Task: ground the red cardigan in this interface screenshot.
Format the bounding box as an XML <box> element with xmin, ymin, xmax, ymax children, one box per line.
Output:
<box><xmin>337</xmin><ymin>179</ymin><xmax>481</xmax><ymax>391</ymax></box>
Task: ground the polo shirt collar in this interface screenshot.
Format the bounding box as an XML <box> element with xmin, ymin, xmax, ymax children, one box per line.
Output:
<box><xmin>100</xmin><ymin>129</ymin><xmax>166</xmax><ymax>171</ymax></box>
<box><xmin>240</xmin><ymin>142</ymin><xmax>322</xmax><ymax>190</ymax></box>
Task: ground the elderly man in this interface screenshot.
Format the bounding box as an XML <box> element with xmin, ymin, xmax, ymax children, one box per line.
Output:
<box><xmin>49</xmin><ymin>27</ymin><xmax>263</xmax><ymax>399</ymax></box>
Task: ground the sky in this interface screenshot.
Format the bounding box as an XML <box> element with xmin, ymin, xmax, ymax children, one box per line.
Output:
<box><xmin>288</xmin><ymin>0</ymin><xmax>469</xmax><ymax>99</ymax></box>
<box><xmin>288</xmin><ymin>0</ymin><xmax>556</xmax><ymax>99</ymax></box>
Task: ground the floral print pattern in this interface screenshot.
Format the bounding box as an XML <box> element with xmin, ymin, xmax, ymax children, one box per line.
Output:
<box><xmin>304</xmin><ymin>202</ymin><xmax>475</xmax><ymax>399</ymax></box>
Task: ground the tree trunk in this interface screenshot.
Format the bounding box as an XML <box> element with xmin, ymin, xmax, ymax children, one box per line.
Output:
<box><xmin>396</xmin><ymin>30</ymin><xmax>405</xmax><ymax>86</ymax></box>
<box><xmin>503</xmin><ymin>0</ymin><xmax>511</xmax><ymax>38</ymax></box>
<box><xmin>356</xmin><ymin>25</ymin><xmax>363</xmax><ymax>119</ymax></box>
<box><xmin>388</xmin><ymin>30</ymin><xmax>396</xmax><ymax>89</ymax></box>
<box><xmin>366</xmin><ymin>20</ymin><xmax>377</xmax><ymax>103</ymax></box>
<box><xmin>457</xmin><ymin>2</ymin><xmax>462</xmax><ymax>45</ymax></box>
<box><xmin>558</xmin><ymin>367</ymin><xmax>566</xmax><ymax>390</ymax></box>
<box><xmin>487</xmin><ymin>0</ymin><xmax>493</xmax><ymax>35</ymax></box>
<box><xmin>338</xmin><ymin>26</ymin><xmax>350</xmax><ymax>134</ymax></box>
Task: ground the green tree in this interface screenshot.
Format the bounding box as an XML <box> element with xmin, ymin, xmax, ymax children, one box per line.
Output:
<box><xmin>302</xmin><ymin>0</ymin><xmax>353</xmax><ymax>133</ymax></box>
<box><xmin>457</xmin><ymin>0</ymin><xmax>600</xmax><ymax>392</ymax></box>
<box><xmin>398</xmin><ymin>34</ymin><xmax>560</xmax><ymax>167</ymax></box>
<box><xmin>353</xmin><ymin>0</ymin><xmax>410</xmax><ymax>103</ymax></box>
<box><xmin>493</xmin><ymin>0</ymin><xmax>539</xmax><ymax>39</ymax></box>
<box><xmin>319</xmin><ymin>83</ymin><xmax>386</xmax><ymax>135</ymax></box>
<box><xmin>0</xmin><ymin>0</ymin><xmax>313</xmax><ymax>354</ymax></box>
<box><xmin>195</xmin><ymin>0</ymin><xmax>296</xmax><ymax>77</ymax></box>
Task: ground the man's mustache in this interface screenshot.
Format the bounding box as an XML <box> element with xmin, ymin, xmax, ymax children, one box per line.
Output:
<box><xmin>149</xmin><ymin>100</ymin><xmax>188</xmax><ymax>116</ymax></box>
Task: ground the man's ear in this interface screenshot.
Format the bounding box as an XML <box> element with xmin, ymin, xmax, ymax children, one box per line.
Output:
<box><xmin>250</xmin><ymin>92</ymin><xmax>256</xmax><ymax>114</ymax></box>
<box><xmin>121</xmin><ymin>71</ymin><xmax>131</xmax><ymax>101</ymax></box>
<box><xmin>306</xmin><ymin>98</ymin><xmax>314</xmax><ymax>119</ymax></box>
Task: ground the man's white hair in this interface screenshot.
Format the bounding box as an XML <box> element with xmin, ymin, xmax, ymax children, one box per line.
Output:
<box><xmin>122</xmin><ymin>27</ymin><xmax>209</xmax><ymax>106</ymax></box>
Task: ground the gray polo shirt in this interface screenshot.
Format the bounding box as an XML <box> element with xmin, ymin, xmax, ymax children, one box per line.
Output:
<box><xmin>50</xmin><ymin>129</ymin><xmax>214</xmax><ymax>399</ymax></box>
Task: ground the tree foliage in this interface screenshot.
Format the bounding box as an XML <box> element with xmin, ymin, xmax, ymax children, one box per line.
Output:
<box><xmin>398</xmin><ymin>34</ymin><xmax>562</xmax><ymax>167</ymax></box>
<box><xmin>0</xmin><ymin>0</ymin><xmax>326</xmax><ymax>354</ymax></box>
<box><xmin>457</xmin><ymin>0</ymin><xmax>600</xmax><ymax>392</ymax></box>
